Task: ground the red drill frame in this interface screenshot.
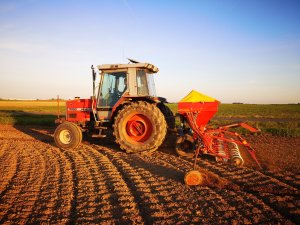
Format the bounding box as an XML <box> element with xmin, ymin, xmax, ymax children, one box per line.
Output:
<box><xmin>178</xmin><ymin>101</ymin><xmax>262</xmax><ymax>169</ymax></box>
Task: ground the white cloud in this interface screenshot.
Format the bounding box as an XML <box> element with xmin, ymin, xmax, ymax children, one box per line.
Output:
<box><xmin>0</xmin><ymin>23</ymin><xmax>15</xmax><ymax>31</ymax></box>
<box><xmin>0</xmin><ymin>39</ymin><xmax>48</xmax><ymax>53</ymax></box>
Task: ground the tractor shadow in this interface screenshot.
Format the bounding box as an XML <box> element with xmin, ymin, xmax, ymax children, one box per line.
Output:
<box><xmin>83</xmin><ymin>133</ymin><xmax>120</xmax><ymax>150</ymax></box>
<box><xmin>4</xmin><ymin>110</ymin><xmax>58</xmax><ymax>146</ymax></box>
<box><xmin>14</xmin><ymin>125</ymin><xmax>56</xmax><ymax>145</ymax></box>
<box><xmin>7</xmin><ymin>109</ymin><xmax>178</xmax><ymax>156</ymax></box>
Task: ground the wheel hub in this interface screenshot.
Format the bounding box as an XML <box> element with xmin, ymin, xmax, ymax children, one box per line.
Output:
<box><xmin>59</xmin><ymin>129</ymin><xmax>72</xmax><ymax>144</ymax></box>
<box><xmin>125</xmin><ymin>114</ymin><xmax>152</xmax><ymax>142</ymax></box>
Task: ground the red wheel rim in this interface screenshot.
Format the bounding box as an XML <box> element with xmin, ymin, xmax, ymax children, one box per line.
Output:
<box><xmin>125</xmin><ymin>114</ymin><xmax>153</xmax><ymax>142</ymax></box>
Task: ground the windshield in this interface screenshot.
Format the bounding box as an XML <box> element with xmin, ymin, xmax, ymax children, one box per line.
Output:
<box><xmin>147</xmin><ymin>73</ymin><xmax>157</xmax><ymax>96</ymax></box>
<box><xmin>97</xmin><ymin>71</ymin><xmax>127</xmax><ymax>107</ymax></box>
<box><xmin>136</xmin><ymin>70</ymin><xmax>157</xmax><ymax>96</ymax></box>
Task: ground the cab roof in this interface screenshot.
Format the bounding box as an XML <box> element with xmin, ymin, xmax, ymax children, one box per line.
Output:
<box><xmin>97</xmin><ymin>62</ymin><xmax>159</xmax><ymax>73</ymax></box>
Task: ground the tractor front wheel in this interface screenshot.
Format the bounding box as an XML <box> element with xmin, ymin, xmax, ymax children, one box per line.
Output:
<box><xmin>54</xmin><ymin>122</ymin><xmax>82</xmax><ymax>149</ymax></box>
<box><xmin>113</xmin><ymin>101</ymin><xmax>167</xmax><ymax>153</ymax></box>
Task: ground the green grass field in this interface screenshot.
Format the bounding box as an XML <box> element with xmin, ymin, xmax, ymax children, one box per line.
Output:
<box><xmin>168</xmin><ymin>103</ymin><xmax>300</xmax><ymax>137</ymax></box>
<box><xmin>167</xmin><ymin>103</ymin><xmax>300</xmax><ymax>118</ymax></box>
<box><xmin>0</xmin><ymin>100</ymin><xmax>299</xmax><ymax>136</ymax></box>
<box><xmin>0</xmin><ymin>100</ymin><xmax>66</xmax><ymax>126</ymax></box>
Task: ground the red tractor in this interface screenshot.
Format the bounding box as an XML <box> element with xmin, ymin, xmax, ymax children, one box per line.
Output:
<box><xmin>54</xmin><ymin>59</ymin><xmax>174</xmax><ymax>153</ymax></box>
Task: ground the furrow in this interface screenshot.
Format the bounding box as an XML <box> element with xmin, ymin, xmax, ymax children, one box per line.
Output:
<box><xmin>177</xmin><ymin>155</ymin><xmax>298</xmax><ymax>224</ymax></box>
<box><xmin>90</xmin><ymin>144</ymin><xmax>179</xmax><ymax>224</ymax></box>
<box><xmin>199</xmin><ymin>158</ymin><xmax>299</xmax><ymax>191</ymax></box>
<box><xmin>153</xmin><ymin>152</ymin><xmax>289</xmax><ymax>224</ymax></box>
<box><xmin>60</xmin><ymin>147</ymin><xmax>98</xmax><ymax>224</ymax></box>
<box><xmin>181</xmin><ymin>155</ymin><xmax>299</xmax><ymax>194</ymax></box>
<box><xmin>0</xmin><ymin>140</ymin><xmax>9</xmax><ymax>159</ymax></box>
<box><xmin>0</xmin><ymin>142</ymin><xmax>46</xmax><ymax>224</ymax></box>
<box><xmin>27</xmin><ymin>145</ymin><xmax>73</xmax><ymax>224</ymax></box>
<box><xmin>262</xmin><ymin>170</ymin><xmax>300</xmax><ymax>190</ymax></box>
<box><xmin>0</xmin><ymin>142</ymin><xmax>18</xmax><ymax>195</ymax></box>
<box><xmin>81</xmin><ymin>144</ymin><xmax>145</xmax><ymax>224</ymax></box>
<box><xmin>60</xmin><ymin>144</ymin><xmax>143</xmax><ymax>224</ymax></box>
<box><xmin>0</xmin><ymin>125</ymin><xmax>298</xmax><ymax>224</ymax></box>
<box><xmin>93</xmin><ymin>144</ymin><xmax>248</xmax><ymax>224</ymax></box>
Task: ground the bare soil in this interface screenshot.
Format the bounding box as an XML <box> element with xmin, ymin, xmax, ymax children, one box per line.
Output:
<box><xmin>0</xmin><ymin>125</ymin><xmax>299</xmax><ymax>224</ymax></box>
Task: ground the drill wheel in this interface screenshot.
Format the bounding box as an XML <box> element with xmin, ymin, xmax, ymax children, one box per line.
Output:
<box><xmin>184</xmin><ymin>170</ymin><xmax>203</xmax><ymax>186</ymax></box>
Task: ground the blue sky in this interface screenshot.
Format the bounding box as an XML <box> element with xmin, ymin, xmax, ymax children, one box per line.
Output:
<box><xmin>0</xmin><ymin>0</ymin><xmax>299</xmax><ymax>103</ymax></box>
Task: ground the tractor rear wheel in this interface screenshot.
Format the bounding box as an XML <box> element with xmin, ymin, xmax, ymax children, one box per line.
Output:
<box><xmin>54</xmin><ymin>122</ymin><xmax>82</xmax><ymax>149</ymax></box>
<box><xmin>113</xmin><ymin>101</ymin><xmax>167</xmax><ymax>153</ymax></box>
<box><xmin>157</xmin><ymin>103</ymin><xmax>175</xmax><ymax>130</ymax></box>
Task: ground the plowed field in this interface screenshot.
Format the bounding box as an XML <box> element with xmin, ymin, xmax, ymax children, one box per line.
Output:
<box><xmin>0</xmin><ymin>125</ymin><xmax>299</xmax><ymax>224</ymax></box>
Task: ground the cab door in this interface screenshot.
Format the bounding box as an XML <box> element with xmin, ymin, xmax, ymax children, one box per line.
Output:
<box><xmin>97</xmin><ymin>71</ymin><xmax>127</xmax><ymax>120</ymax></box>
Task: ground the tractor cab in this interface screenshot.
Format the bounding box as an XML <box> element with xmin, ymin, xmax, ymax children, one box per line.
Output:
<box><xmin>95</xmin><ymin>60</ymin><xmax>159</xmax><ymax>120</ymax></box>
